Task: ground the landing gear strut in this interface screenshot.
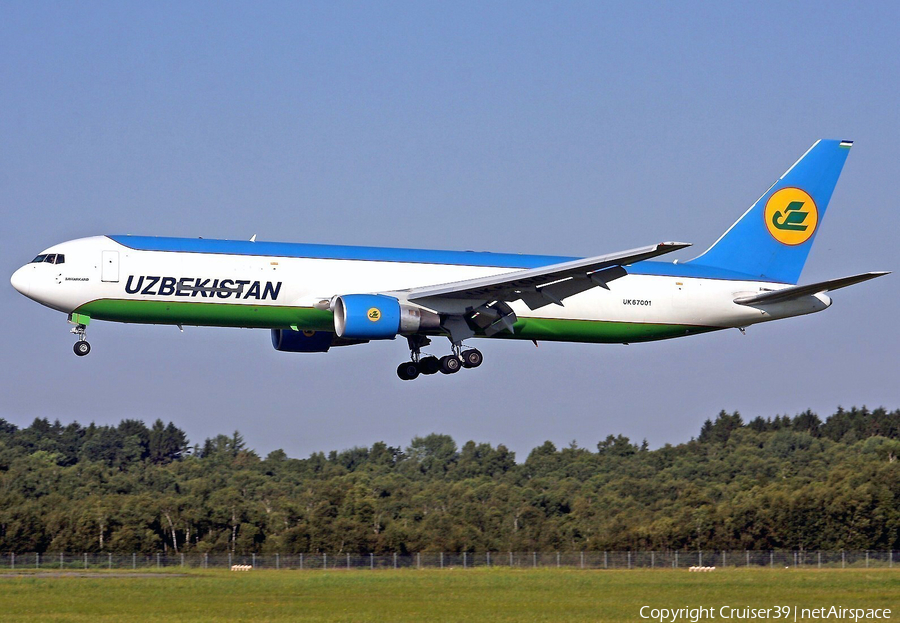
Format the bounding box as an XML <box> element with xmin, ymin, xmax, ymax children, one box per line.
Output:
<box><xmin>71</xmin><ymin>324</ymin><xmax>91</xmax><ymax>357</ymax></box>
<box><xmin>396</xmin><ymin>335</ymin><xmax>483</xmax><ymax>380</ymax></box>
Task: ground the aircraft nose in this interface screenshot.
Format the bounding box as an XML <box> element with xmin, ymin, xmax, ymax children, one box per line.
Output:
<box><xmin>10</xmin><ymin>265</ymin><xmax>31</xmax><ymax>296</ymax></box>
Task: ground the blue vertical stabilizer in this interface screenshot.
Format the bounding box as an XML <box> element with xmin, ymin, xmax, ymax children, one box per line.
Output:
<box><xmin>688</xmin><ymin>139</ymin><xmax>852</xmax><ymax>284</ymax></box>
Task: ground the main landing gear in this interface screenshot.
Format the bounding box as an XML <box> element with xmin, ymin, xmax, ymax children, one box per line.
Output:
<box><xmin>71</xmin><ymin>323</ymin><xmax>91</xmax><ymax>357</ymax></box>
<box><xmin>397</xmin><ymin>336</ymin><xmax>483</xmax><ymax>380</ymax></box>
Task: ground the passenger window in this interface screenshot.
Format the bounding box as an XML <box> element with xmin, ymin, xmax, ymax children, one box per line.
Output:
<box><xmin>55</xmin><ymin>254</ymin><xmax>65</xmax><ymax>264</ymax></box>
<box><xmin>44</xmin><ymin>254</ymin><xmax>56</xmax><ymax>264</ymax></box>
<box><xmin>32</xmin><ymin>255</ymin><xmax>46</xmax><ymax>263</ymax></box>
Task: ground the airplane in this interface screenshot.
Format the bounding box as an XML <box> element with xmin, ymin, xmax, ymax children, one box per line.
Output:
<box><xmin>10</xmin><ymin>139</ymin><xmax>889</xmax><ymax>380</ymax></box>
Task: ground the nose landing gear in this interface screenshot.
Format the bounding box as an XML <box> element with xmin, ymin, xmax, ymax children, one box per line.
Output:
<box><xmin>71</xmin><ymin>325</ymin><xmax>90</xmax><ymax>356</ymax></box>
<box><xmin>68</xmin><ymin>313</ymin><xmax>92</xmax><ymax>357</ymax></box>
<box><xmin>73</xmin><ymin>339</ymin><xmax>91</xmax><ymax>356</ymax></box>
<box><xmin>397</xmin><ymin>335</ymin><xmax>483</xmax><ymax>380</ymax></box>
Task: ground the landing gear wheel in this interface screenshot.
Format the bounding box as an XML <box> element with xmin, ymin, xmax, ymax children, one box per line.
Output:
<box><xmin>439</xmin><ymin>355</ymin><xmax>461</xmax><ymax>374</ymax></box>
<box><xmin>397</xmin><ymin>361</ymin><xmax>420</xmax><ymax>380</ymax></box>
<box><xmin>461</xmin><ymin>349</ymin><xmax>483</xmax><ymax>368</ymax></box>
<box><xmin>74</xmin><ymin>341</ymin><xmax>91</xmax><ymax>357</ymax></box>
<box><xmin>418</xmin><ymin>356</ymin><xmax>440</xmax><ymax>375</ymax></box>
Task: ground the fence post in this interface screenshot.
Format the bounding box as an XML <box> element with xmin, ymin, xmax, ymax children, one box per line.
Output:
<box><xmin>156</xmin><ymin>553</ymin><xmax>160</xmax><ymax>569</ymax></box>
<box><xmin>818</xmin><ymin>551</ymin><xmax>821</xmax><ymax>569</ymax></box>
<box><xmin>746</xmin><ymin>550</ymin><xmax>749</xmax><ymax>567</ymax></box>
<box><xmin>393</xmin><ymin>552</ymin><xmax>397</xmax><ymax>570</ymax></box>
<box><xmin>722</xmin><ymin>551</ymin><xmax>726</xmax><ymax>567</ymax></box>
<box><xmin>228</xmin><ymin>553</ymin><xmax>232</xmax><ymax>569</ymax></box>
<box><xmin>866</xmin><ymin>551</ymin><xmax>869</xmax><ymax>569</ymax></box>
<box><xmin>532</xmin><ymin>552</ymin><xmax>536</xmax><ymax>568</ymax></box>
<box><xmin>581</xmin><ymin>551</ymin><xmax>585</xmax><ymax>569</ymax></box>
<box><xmin>891</xmin><ymin>550</ymin><xmax>893</xmax><ymax>569</ymax></box>
<box><xmin>605</xmin><ymin>551</ymin><xmax>608</xmax><ymax>569</ymax></box>
<box><xmin>370</xmin><ymin>553</ymin><xmax>374</xmax><ymax>570</ymax></box>
<box><xmin>557</xmin><ymin>552</ymin><xmax>560</xmax><ymax>568</ymax></box>
<box><xmin>133</xmin><ymin>552</ymin><xmax>136</xmax><ymax>570</ymax></box>
<box><xmin>36</xmin><ymin>552</ymin><xmax>40</xmax><ymax>569</ymax></box>
<box><xmin>842</xmin><ymin>550</ymin><xmax>845</xmax><ymax>569</ymax></box>
<box><xmin>60</xmin><ymin>553</ymin><xmax>63</xmax><ymax>569</ymax></box>
<box><xmin>108</xmin><ymin>553</ymin><xmax>112</xmax><ymax>570</ymax></box>
<box><xmin>674</xmin><ymin>551</ymin><xmax>677</xmax><ymax>569</ymax></box>
<box><xmin>770</xmin><ymin>551</ymin><xmax>774</xmax><ymax>568</ymax></box>
<box><xmin>699</xmin><ymin>550</ymin><xmax>702</xmax><ymax>567</ymax></box>
<box><xmin>463</xmin><ymin>552</ymin><xmax>467</xmax><ymax>569</ymax></box>
<box><xmin>204</xmin><ymin>552</ymin><xmax>208</xmax><ymax>569</ymax></box>
<box><xmin>181</xmin><ymin>553</ymin><xmax>185</xmax><ymax>568</ymax></box>
<box><xmin>324</xmin><ymin>553</ymin><xmax>327</xmax><ymax>570</ymax></box>
<box><xmin>440</xmin><ymin>552</ymin><xmax>444</xmax><ymax>569</ymax></box>
<box><xmin>651</xmin><ymin>551</ymin><xmax>654</xmax><ymax>568</ymax></box>
<box><xmin>418</xmin><ymin>552</ymin><xmax>421</xmax><ymax>569</ymax></box>
<box><xmin>486</xmin><ymin>551</ymin><xmax>490</xmax><ymax>567</ymax></box>
<box><xmin>10</xmin><ymin>553</ymin><xmax>13</xmax><ymax>570</ymax></box>
<box><xmin>84</xmin><ymin>553</ymin><xmax>87</xmax><ymax>570</ymax></box>
<box><xmin>300</xmin><ymin>553</ymin><xmax>303</xmax><ymax>570</ymax></box>
<box><xmin>509</xmin><ymin>551</ymin><xmax>512</xmax><ymax>567</ymax></box>
<box><xmin>346</xmin><ymin>553</ymin><xmax>350</xmax><ymax>569</ymax></box>
<box><xmin>628</xmin><ymin>551</ymin><xmax>631</xmax><ymax>569</ymax></box>
<box><xmin>276</xmin><ymin>553</ymin><xmax>280</xmax><ymax>570</ymax></box>
<box><xmin>252</xmin><ymin>553</ymin><xmax>256</xmax><ymax>568</ymax></box>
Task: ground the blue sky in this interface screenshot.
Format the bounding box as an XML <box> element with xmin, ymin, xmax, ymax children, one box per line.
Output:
<box><xmin>2</xmin><ymin>1</ymin><xmax>897</xmax><ymax>458</ymax></box>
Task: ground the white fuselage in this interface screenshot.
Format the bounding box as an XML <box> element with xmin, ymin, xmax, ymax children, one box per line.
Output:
<box><xmin>10</xmin><ymin>235</ymin><xmax>831</xmax><ymax>344</ymax></box>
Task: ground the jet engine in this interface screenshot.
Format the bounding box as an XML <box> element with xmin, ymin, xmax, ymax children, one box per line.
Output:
<box><xmin>332</xmin><ymin>294</ymin><xmax>440</xmax><ymax>340</ymax></box>
<box><xmin>271</xmin><ymin>329</ymin><xmax>337</xmax><ymax>353</ymax></box>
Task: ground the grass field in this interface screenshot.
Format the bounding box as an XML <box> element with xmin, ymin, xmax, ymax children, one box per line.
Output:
<box><xmin>0</xmin><ymin>568</ymin><xmax>896</xmax><ymax>622</ymax></box>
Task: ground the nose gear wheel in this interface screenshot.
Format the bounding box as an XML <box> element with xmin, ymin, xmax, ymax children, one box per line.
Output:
<box><xmin>70</xmin><ymin>323</ymin><xmax>91</xmax><ymax>357</ymax></box>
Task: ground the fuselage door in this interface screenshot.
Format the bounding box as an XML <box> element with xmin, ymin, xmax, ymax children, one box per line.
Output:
<box><xmin>101</xmin><ymin>250</ymin><xmax>119</xmax><ymax>282</ymax></box>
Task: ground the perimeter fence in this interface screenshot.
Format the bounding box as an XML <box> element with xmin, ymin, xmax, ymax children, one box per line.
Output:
<box><xmin>2</xmin><ymin>550</ymin><xmax>897</xmax><ymax>571</ymax></box>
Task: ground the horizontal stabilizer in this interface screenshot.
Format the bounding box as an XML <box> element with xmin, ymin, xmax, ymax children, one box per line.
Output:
<box><xmin>734</xmin><ymin>272</ymin><xmax>889</xmax><ymax>306</ymax></box>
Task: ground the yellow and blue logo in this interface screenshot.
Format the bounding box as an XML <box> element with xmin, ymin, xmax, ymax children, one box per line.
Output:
<box><xmin>764</xmin><ymin>187</ymin><xmax>818</xmax><ymax>246</ymax></box>
<box><xmin>367</xmin><ymin>307</ymin><xmax>381</xmax><ymax>322</ymax></box>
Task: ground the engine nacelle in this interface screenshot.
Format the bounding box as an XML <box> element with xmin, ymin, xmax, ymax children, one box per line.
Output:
<box><xmin>333</xmin><ymin>294</ymin><xmax>440</xmax><ymax>340</ymax></box>
<box><xmin>271</xmin><ymin>329</ymin><xmax>335</xmax><ymax>353</ymax></box>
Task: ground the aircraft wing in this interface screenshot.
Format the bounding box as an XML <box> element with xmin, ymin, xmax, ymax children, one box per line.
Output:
<box><xmin>405</xmin><ymin>242</ymin><xmax>690</xmax><ymax>311</ymax></box>
<box><xmin>734</xmin><ymin>271</ymin><xmax>890</xmax><ymax>306</ymax></box>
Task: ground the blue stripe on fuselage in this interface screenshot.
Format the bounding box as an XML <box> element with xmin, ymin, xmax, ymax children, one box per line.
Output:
<box><xmin>107</xmin><ymin>235</ymin><xmax>769</xmax><ymax>282</ymax></box>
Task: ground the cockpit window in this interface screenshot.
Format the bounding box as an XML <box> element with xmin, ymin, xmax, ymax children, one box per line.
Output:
<box><xmin>31</xmin><ymin>253</ymin><xmax>64</xmax><ymax>264</ymax></box>
<box><xmin>31</xmin><ymin>253</ymin><xmax>66</xmax><ymax>264</ymax></box>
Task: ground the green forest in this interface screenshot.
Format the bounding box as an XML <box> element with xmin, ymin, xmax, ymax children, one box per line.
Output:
<box><xmin>1</xmin><ymin>407</ymin><xmax>898</xmax><ymax>555</ymax></box>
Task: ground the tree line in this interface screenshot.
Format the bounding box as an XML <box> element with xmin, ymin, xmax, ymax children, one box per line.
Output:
<box><xmin>0</xmin><ymin>407</ymin><xmax>898</xmax><ymax>554</ymax></box>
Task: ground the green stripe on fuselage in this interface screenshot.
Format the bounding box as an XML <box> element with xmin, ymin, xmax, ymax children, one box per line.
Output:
<box><xmin>75</xmin><ymin>299</ymin><xmax>718</xmax><ymax>343</ymax></box>
<box><xmin>75</xmin><ymin>299</ymin><xmax>335</xmax><ymax>331</ymax></box>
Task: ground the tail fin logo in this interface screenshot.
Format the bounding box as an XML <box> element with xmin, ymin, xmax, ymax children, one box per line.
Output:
<box><xmin>764</xmin><ymin>187</ymin><xmax>818</xmax><ymax>245</ymax></box>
